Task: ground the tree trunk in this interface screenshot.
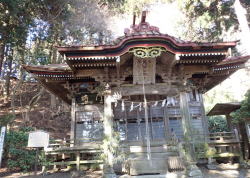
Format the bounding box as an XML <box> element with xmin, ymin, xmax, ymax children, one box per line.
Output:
<box><xmin>234</xmin><ymin>0</ymin><xmax>250</xmax><ymax>56</ymax></box>
<box><xmin>239</xmin><ymin>122</ymin><xmax>249</xmax><ymax>159</ymax></box>
<box><xmin>11</xmin><ymin>46</ymin><xmax>25</xmax><ymax>117</ymax></box>
<box><xmin>0</xmin><ymin>42</ymin><xmax>5</xmax><ymax>77</ymax></box>
<box><xmin>5</xmin><ymin>47</ymin><xmax>13</xmax><ymax>98</ymax></box>
<box><xmin>26</xmin><ymin>87</ymin><xmax>45</xmax><ymax>124</ymax></box>
<box><xmin>50</xmin><ymin>29</ymin><xmax>59</xmax><ymax>109</ymax></box>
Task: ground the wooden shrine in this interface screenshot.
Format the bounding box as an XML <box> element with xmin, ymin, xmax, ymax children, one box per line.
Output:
<box><xmin>24</xmin><ymin>12</ymin><xmax>250</xmax><ymax>176</ymax></box>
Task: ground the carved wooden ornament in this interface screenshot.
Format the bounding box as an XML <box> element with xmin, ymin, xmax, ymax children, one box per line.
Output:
<box><xmin>129</xmin><ymin>47</ymin><xmax>166</xmax><ymax>58</ymax></box>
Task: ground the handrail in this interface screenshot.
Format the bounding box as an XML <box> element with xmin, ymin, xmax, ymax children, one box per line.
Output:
<box><xmin>189</xmin><ymin>131</ymin><xmax>240</xmax><ymax>144</ymax></box>
<box><xmin>46</xmin><ymin>138</ymin><xmax>103</xmax><ymax>151</ymax></box>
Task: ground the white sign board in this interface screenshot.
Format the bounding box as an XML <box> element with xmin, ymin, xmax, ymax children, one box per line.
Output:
<box><xmin>28</xmin><ymin>130</ymin><xmax>49</xmax><ymax>148</ymax></box>
<box><xmin>0</xmin><ymin>126</ymin><xmax>6</xmax><ymax>167</ymax></box>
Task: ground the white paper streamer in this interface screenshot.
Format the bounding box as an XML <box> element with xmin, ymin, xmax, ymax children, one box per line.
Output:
<box><xmin>161</xmin><ymin>99</ymin><xmax>166</xmax><ymax>107</ymax></box>
<box><xmin>122</xmin><ymin>100</ymin><xmax>125</xmax><ymax>111</ymax></box>
<box><xmin>130</xmin><ymin>102</ymin><xmax>134</xmax><ymax>111</ymax></box>
<box><xmin>167</xmin><ymin>97</ymin><xmax>175</xmax><ymax>106</ymax></box>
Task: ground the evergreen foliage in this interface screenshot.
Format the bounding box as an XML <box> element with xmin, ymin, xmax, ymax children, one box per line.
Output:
<box><xmin>178</xmin><ymin>0</ymin><xmax>247</xmax><ymax>41</ymax></box>
<box><xmin>231</xmin><ymin>90</ymin><xmax>250</xmax><ymax>123</ymax></box>
<box><xmin>0</xmin><ymin>114</ymin><xmax>15</xmax><ymax>126</ymax></box>
<box><xmin>208</xmin><ymin>116</ymin><xmax>229</xmax><ymax>133</ymax></box>
<box><xmin>5</xmin><ymin>127</ymin><xmax>36</xmax><ymax>172</ymax></box>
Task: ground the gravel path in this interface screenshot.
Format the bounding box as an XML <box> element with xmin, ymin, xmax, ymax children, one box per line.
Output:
<box><xmin>1</xmin><ymin>166</ymin><xmax>250</xmax><ymax>178</ymax></box>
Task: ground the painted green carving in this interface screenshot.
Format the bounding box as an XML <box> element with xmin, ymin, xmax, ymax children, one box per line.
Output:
<box><xmin>129</xmin><ymin>46</ymin><xmax>166</xmax><ymax>58</ymax></box>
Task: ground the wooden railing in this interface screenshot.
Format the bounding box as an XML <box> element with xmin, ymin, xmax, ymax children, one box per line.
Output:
<box><xmin>43</xmin><ymin>130</ymin><xmax>241</xmax><ymax>171</ymax></box>
<box><xmin>191</xmin><ymin>131</ymin><xmax>241</xmax><ymax>158</ymax></box>
<box><xmin>44</xmin><ymin>138</ymin><xmax>103</xmax><ymax>171</ymax></box>
<box><xmin>45</xmin><ymin>138</ymin><xmax>102</xmax><ymax>151</ymax></box>
<box><xmin>208</xmin><ymin>132</ymin><xmax>239</xmax><ymax>143</ymax></box>
<box><xmin>191</xmin><ymin>131</ymin><xmax>240</xmax><ymax>144</ymax></box>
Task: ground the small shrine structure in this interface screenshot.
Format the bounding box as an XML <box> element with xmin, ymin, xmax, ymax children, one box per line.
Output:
<box><xmin>208</xmin><ymin>102</ymin><xmax>250</xmax><ymax>160</ymax></box>
<box><xmin>24</xmin><ymin>12</ymin><xmax>250</xmax><ymax>176</ymax></box>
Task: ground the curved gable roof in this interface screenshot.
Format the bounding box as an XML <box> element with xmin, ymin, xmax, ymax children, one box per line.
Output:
<box><xmin>57</xmin><ymin>12</ymin><xmax>237</xmax><ymax>58</ymax></box>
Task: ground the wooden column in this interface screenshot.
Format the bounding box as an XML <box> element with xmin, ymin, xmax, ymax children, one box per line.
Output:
<box><xmin>76</xmin><ymin>152</ymin><xmax>80</xmax><ymax>171</ymax></box>
<box><xmin>164</xmin><ymin>106</ymin><xmax>170</xmax><ymax>140</ymax></box>
<box><xmin>180</xmin><ymin>92</ymin><xmax>203</xmax><ymax>177</ymax></box>
<box><xmin>124</xmin><ymin>105</ymin><xmax>128</xmax><ymax>141</ymax></box>
<box><xmin>179</xmin><ymin>92</ymin><xmax>195</xmax><ymax>158</ymax></box>
<box><xmin>70</xmin><ymin>97</ymin><xmax>76</xmax><ymax>147</ymax></box>
<box><xmin>199</xmin><ymin>93</ymin><xmax>209</xmax><ymax>140</ymax></box>
<box><xmin>226</xmin><ymin>114</ymin><xmax>233</xmax><ymax>131</ymax></box>
<box><xmin>149</xmin><ymin>106</ymin><xmax>154</xmax><ymax>140</ymax></box>
<box><xmin>103</xmin><ymin>85</ymin><xmax>116</xmax><ymax>177</ymax></box>
<box><xmin>137</xmin><ymin>110</ymin><xmax>142</xmax><ymax>141</ymax></box>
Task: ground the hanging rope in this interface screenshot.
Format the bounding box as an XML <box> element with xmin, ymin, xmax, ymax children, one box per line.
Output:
<box><xmin>141</xmin><ymin>60</ymin><xmax>151</xmax><ymax>161</ymax></box>
<box><xmin>116</xmin><ymin>95</ymin><xmax>179</xmax><ymax>107</ymax></box>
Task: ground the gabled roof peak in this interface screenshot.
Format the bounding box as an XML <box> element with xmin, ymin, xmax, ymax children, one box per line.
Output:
<box><xmin>124</xmin><ymin>11</ymin><xmax>160</xmax><ymax>36</ymax></box>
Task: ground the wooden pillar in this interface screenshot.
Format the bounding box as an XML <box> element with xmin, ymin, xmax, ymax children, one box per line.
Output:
<box><xmin>70</xmin><ymin>97</ymin><xmax>76</xmax><ymax>147</ymax></box>
<box><xmin>180</xmin><ymin>92</ymin><xmax>203</xmax><ymax>177</ymax></box>
<box><xmin>76</xmin><ymin>152</ymin><xmax>80</xmax><ymax>171</ymax></box>
<box><xmin>124</xmin><ymin>105</ymin><xmax>128</xmax><ymax>141</ymax></box>
<box><xmin>179</xmin><ymin>92</ymin><xmax>195</xmax><ymax>158</ymax></box>
<box><xmin>164</xmin><ymin>106</ymin><xmax>170</xmax><ymax>140</ymax></box>
<box><xmin>137</xmin><ymin>110</ymin><xmax>142</xmax><ymax>141</ymax></box>
<box><xmin>149</xmin><ymin>106</ymin><xmax>154</xmax><ymax>140</ymax></box>
<box><xmin>226</xmin><ymin>114</ymin><xmax>233</xmax><ymax>131</ymax></box>
<box><xmin>103</xmin><ymin>84</ymin><xmax>116</xmax><ymax>177</ymax></box>
<box><xmin>199</xmin><ymin>93</ymin><xmax>209</xmax><ymax>140</ymax></box>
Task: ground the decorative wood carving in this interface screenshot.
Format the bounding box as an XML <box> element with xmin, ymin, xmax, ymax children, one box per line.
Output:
<box><xmin>129</xmin><ymin>47</ymin><xmax>166</xmax><ymax>58</ymax></box>
<box><xmin>133</xmin><ymin>57</ymin><xmax>156</xmax><ymax>84</ymax></box>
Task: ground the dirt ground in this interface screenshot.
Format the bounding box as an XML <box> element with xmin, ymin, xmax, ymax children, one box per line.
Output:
<box><xmin>1</xmin><ymin>166</ymin><xmax>250</xmax><ymax>178</ymax></box>
<box><xmin>0</xmin><ymin>169</ymin><xmax>102</xmax><ymax>178</ymax></box>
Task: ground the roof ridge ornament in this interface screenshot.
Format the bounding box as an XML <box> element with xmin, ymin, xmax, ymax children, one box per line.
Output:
<box><xmin>124</xmin><ymin>11</ymin><xmax>160</xmax><ymax>36</ymax></box>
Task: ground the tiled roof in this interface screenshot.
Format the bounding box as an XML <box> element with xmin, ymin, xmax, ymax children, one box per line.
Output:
<box><xmin>218</xmin><ymin>55</ymin><xmax>250</xmax><ymax>65</ymax></box>
<box><xmin>23</xmin><ymin>64</ymin><xmax>71</xmax><ymax>72</ymax></box>
<box><xmin>57</xmin><ymin>15</ymin><xmax>237</xmax><ymax>52</ymax></box>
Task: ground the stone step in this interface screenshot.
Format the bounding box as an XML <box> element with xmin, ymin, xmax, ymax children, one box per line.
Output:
<box><xmin>122</xmin><ymin>140</ymin><xmax>169</xmax><ymax>147</ymax></box>
<box><xmin>119</xmin><ymin>172</ymin><xmax>185</xmax><ymax>178</ymax></box>
<box><xmin>128</xmin><ymin>158</ymin><xmax>168</xmax><ymax>175</ymax></box>
<box><xmin>126</xmin><ymin>157</ymin><xmax>185</xmax><ymax>176</ymax></box>
<box><xmin>129</xmin><ymin>152</ymin><xmax>179</xmax><ymax>159</ymax></box>
<box><xmin>127</xmin><ymin>145</ymin><xmax>178</xmax><ymax>153</ymax></box>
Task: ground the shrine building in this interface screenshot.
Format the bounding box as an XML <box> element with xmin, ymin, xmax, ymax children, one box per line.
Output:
<box><xmin>23</xmin><ymin>12</ymin><xmax>250</xmax><ymax>176</ymax></box>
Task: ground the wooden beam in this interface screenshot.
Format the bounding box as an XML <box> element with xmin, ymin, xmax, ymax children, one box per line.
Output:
<box><xmin>112</xmin><ymin>84</ymin><xmax>179</xmax><ymax>96</ymax></box>
<box><xmin>183</xmin><ymin>65</ymin><xmax>210</xmax><ymax>73</ymax></box>
<box><xmin>38</xmin><ymin>79</ymin><xmax>71</xmax><ymax>104</ymax></box>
